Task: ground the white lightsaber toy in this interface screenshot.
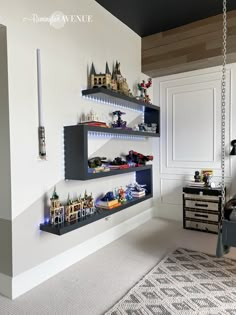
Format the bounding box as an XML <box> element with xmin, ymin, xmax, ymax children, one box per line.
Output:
<box><xmin>36</xmin><ymin>48</ymin><xmax>46</xmax><ymax>159</ymax></box>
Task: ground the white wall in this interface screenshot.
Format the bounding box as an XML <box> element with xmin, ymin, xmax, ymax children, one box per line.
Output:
<box><xmin>153</xmin><ymin>64</ymin><xmax>236</xmax><ymax>221</ymax></box>
<box><xmin>0</xmin><ymin>25</ymin><xmax>11</xmax><ymax>221</ymax></box>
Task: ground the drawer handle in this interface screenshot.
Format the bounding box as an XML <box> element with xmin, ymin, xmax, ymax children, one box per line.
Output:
<box><xmin>194</xmin><ymin>213</ymin><xmax>208</xmax><ymax>218</ymax></box>
<box><xmin>195</xmin><ymin>203</ymin><xmax>208</xmax><ymax>207</ymax></box>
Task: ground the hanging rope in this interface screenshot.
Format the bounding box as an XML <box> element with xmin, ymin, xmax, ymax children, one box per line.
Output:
<box><xmin>220</xmin><ymin>0</ymin><xmax>227</xmax><ymax>226</ymax></box>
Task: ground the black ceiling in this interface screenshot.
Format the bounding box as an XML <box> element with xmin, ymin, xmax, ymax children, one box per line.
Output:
<box><xmin>96</xmin><ymin>0</ymin><xmax>236</xmax><ymax>37</ymax></box>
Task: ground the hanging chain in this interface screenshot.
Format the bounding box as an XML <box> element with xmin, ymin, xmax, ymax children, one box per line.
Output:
<box><xmin>220</xmin><ymin>0</ymin><xmax>227</xmax><ymax>225</ymax></box>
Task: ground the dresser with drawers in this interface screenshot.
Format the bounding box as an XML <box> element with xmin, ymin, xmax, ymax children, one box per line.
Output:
<box><xmin>183</xmin><ymin>186</ymin><xmax>222</xmax><ymax>234</ymax></box>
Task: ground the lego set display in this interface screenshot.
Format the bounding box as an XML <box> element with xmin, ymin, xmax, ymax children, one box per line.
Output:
<box><xmin>49</xmin><ymin>188</ymin><xmax>96</xmax><ymax>225</ymax></box>
<box><xmin>79</xmin><ymin>108</ymin><xmax>158</xmax><ymax>133</ymax></box>
<box><xmin>89</xmin><ymin>61</ymin><xmax>132</xmax><ymax>97</ymax></box>
<box><xmin>126</xmin><ymin>182</ymin><xmax>147</xmax><ymax>198</ymax></box>
<box><xmin>88</xmin><ymin>61</ymin><xmax>153</xmax><ymax>103</ymax></box>
<box><xmin>88</xmin><ymin>150</ymin><xmax>153</xmax><ymax>173</ymax></box>
<box><xmin>88</xmin><ymin>157</ymin><xmax>110</xmax><ymax>174</ymax></box>
<box><xmin>78</xmin><ymin>109</ymin><xmax>132</xmax><ymax>130</ymax></box>
<box><xmin>137</xmin><ymin>78</ymin><xmax>152</xmax><ymax>103</ymax></box>
<box><xmin>126</xmin><ymin>150</ymin><xmax>154</xmax><ymax>166</ymax></box>
<box><xmin>40</xmin><ymin>62</ymin><xmax>157</xmax><ymax>235</ymax></box>
<box><xmin>186</xmin><ymin>169</ymin><xmax>215</xmax><ymax>188</ymax></box>
<box><xmin>109</xmin><ymin>157</ymin><xmax>129</xmax><ymax>170</ymax></box>
<box><xmin>88</xmin><ymin>156</ymin><xmax>107</xmax><ymax>168</ymax></box>
<box><xmin>137</xmin><ymin>122</ymin><xmax>158</xmax><ymax>133</ymax></box>
<box><xmin>111</xmin><ymin>110</ymin><xmax>132</xmax><ymax>130</ymax></box>
<box><xmin>79</xmin><ymin>109</ymin><xmax>109</xmax><ymax>128</ymax></box>
<box><xmin>96</xmin><ymin>191</ymin><xmax>121</xmax><ymax>209</ymax></box>
<box><xmin>79</xmin><ymin>91</ymin><xmax>159</xmax><ymax>132</ymax></box>
<box><xmin>45</xmin><ymin>181</ymin><xmax>148</xmax><ymax>226</ymax></box>
<box><xmin>96</xmin><ymin>181</ymin><xmax>146</xmax><ymax>210</ymax></box>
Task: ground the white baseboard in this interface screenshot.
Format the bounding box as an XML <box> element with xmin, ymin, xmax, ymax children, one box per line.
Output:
<box><xmin>11</xmin><ymin>207</ymin><xmax>154</xmax><ymax>299</ymax></box>
<box><xmin>0</xmin><ymin>272</ymin><xmax>12</xmax><ymax>298</ymax></box>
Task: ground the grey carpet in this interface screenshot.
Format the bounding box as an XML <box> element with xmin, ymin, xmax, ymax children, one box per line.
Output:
<box><xmin>1</xmin><ymin>219</ymin><xmax>236</xmax><ymax>315</ymax></box>
<box><xmin>105</xmin><ymin>248</ymin><xmax>236</xmax><ymax>315</ymax></box>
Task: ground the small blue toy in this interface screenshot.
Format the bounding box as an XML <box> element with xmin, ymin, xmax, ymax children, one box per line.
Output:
<box><xmin>125</xmin><ymin>188</ymin><xmax>133</xmax><ymax>201</ymax></box>
<box><xmin>101</xmin><ymin>191</ymin><xmax>116</xmax><ymax>202</ymax></box>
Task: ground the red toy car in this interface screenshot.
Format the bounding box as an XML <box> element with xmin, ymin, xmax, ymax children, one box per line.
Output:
<box><xmin>126</xmin><ymin>150</ymin><xmax>153</xmax><ymax>166</ymax></box>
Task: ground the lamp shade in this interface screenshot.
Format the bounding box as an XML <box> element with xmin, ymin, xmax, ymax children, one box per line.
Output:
<box><xmin>230</xmin><ymin>140</ymin><xmax>236</xmax><ymax>155</ymax></box>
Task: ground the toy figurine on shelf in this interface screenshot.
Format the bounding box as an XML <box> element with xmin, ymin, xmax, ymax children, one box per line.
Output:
<box><xmin>125</xmin><ymin>188</ymin><xmax>133</xmax><ymax>201</ymax></box>
<box><xmin>79</xmin><ymin>109</ymin><xmax>108</xmax><ymax>128</ymax></box>
<box><xmin>126</xmin><ymin>150</ymin><xmax>154</xmax><ymax>166</ymax></box>
<box><xmin>138</xmin><ymin>123</ymin><xmax>158</xmax><ymax>133</ymax></box>
<box><xmin>202</xmin><ymin>173</ymin><xmax>211</xmax><ymax>187</ymax></box>
<box><xmin>88</xmin><ymin>157</ymin><xmax>107</xmax><ymax>168</ymax></box>
<box><xmin>118</xmin><ymin>187</ymin><xmax>126</xmax><ymax>203</ymax></box>
<box><xmin>111</xmin><ymin>110</ymin><xmax>132</xmax><ymax>129</ymax></box>
<box><xmin>127</xmin><ymin>182</ymin><xmax>147</xmax><ymax>198</ymax></box>
<box><xmin>101</xmin><ymin>191</ymin><xmax>116</xmax><ymax>202</ymax></box>
<box><xmin>194</xmin><ymin>171</ymin><xmax>201</xmax><ymax>182</ymax></box>
<box><xmin>88</xmin><ymin>156</ymin><xmax>110</xmax><ymax>173</ymax></box>
<box><xmin>137</xmin><ymin>78</ymin><xmax>152</xmax><ymax>102</ymax></box>
<box><xmin>138</xmin><ymin>123</ymin><xmax>147</xmax><ymax>132</ymax></box>
<box><xmin>110</xmin><ymin>157</ymin><xmax>127</xmax><ymax>165</ymax></box>
<box><xmin>88</xmin><ymin>156</ymin><xmax>107</xmax><ymax>168</ymax></box>
<box><xmin>96</xmin><ymin>191</ymin><xmax>121</xmax><ymax>210</ymax></box>
<box><xmin>109</xmin><ymin>157</ymin><xmax>129</xmax><ymax>170</ymax></box>
<box><xmin>49</xmin><ymin>188</ymin><xmax>65</xmax><ymax>225</ymax></box>
<box><xmin>111</xmin><ymin>110</ymin><xmax>127</xmax><ymax>129</ymax></box>
<box><xmin>137</xmin><ymin>80</ymin><xmax>145</xmax><ymax>98</ymax></box>
<box><xmin>127</xmin><ymin>182</ymin><xmax>147</xmax><ymax>192</ymax></box>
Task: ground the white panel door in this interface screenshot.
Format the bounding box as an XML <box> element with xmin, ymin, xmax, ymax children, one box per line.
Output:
<box><xmin>153</xmin><ymin>65</ymin><xmax>235</xmax><ymax>221</ymax></box>
<box><xmin>161</xmin><ymin>69</ymin><xmax>231</xmax><ymax>177</ymax></box>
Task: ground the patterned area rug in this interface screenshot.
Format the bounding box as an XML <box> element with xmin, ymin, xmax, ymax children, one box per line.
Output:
<box><xmin>105</xmin><ymin>248</ymin><xmax>236</xmax><ymax>315</ymax></box>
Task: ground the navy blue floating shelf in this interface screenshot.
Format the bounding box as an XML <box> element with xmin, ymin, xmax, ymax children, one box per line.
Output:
<box><xmin>80</xmin><ymin>124</ymin><xmax>159</xmax><ymax>137</ymax></box>
<box><xmin>40</xmin><ymin>194</ymin><xmax>153</xmax><ymax>236</ymax></box>
<box><xmin>81</xmin><ymin>87</ymin><xmax>160</xmax><ymax>134</ymax></box>
<box><xmin>40</xmin><ymin>88</ymin><xmax>157</xmax><ymax>236</ymax></box>
<box><xmin>64</xmin><ymin>124</ymin><xmax>155</xmax><ymax>180</ymax></box>
<box><xmin>82</xmin><ymin>87</ymin><xmax>160</xmax><ymax>111</ymax></box>
<box><xmin>86</xmin><ymin>165</ymin><xmax>153</xmax><ymax>180</ymax></box>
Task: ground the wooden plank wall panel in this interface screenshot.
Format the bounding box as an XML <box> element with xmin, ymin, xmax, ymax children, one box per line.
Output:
<box><xmin>142</xmin><ymin>10</ymin><xmax>236</xmax><ymax>77</ymax></box>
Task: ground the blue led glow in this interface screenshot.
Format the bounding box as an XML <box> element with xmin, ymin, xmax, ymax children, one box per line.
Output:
<box><xmin>88</xmin><ymin>131</ymin><xmax>145</xmax><ymax>141</ymax></box>
<box><xmin>82</xmin><ymin>94</ymin><xmax>143</xmax><ymax>113</ymax></box>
